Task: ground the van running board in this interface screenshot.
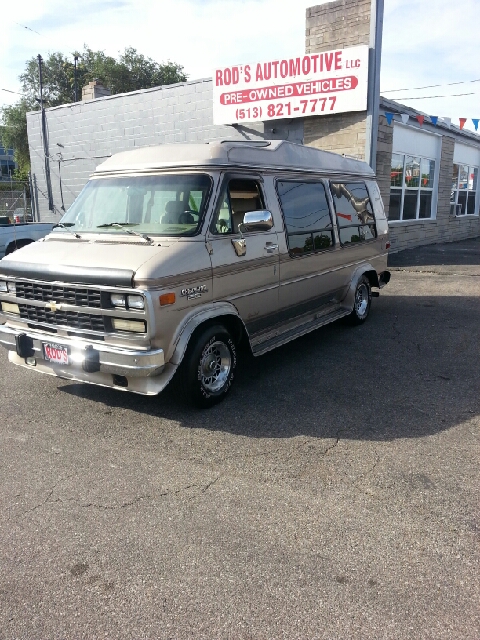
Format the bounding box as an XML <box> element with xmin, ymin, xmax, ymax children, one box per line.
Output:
<box><xmin>251</xmin><ymin>308</ymin><xmax>351</xmax><ymax>357</ymax></box>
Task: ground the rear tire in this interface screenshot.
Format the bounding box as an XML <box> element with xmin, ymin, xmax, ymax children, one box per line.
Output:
<box><xmin>347</xmin><ymin>275</ymin><xmax>372</xmax><ymax>325</ymax></box>
<box><xmin>182</xmin><ymin>324</ymin><xmax>237</xmax><ymax>408</ymax></box>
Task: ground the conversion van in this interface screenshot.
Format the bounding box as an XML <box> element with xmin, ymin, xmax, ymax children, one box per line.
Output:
<box><xmin>0</xmin><ymin>140</ymin><xmax>390</xmax><ymax>407</ymax></box>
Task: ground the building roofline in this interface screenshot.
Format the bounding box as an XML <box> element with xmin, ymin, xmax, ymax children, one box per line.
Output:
<box><xmin>380</xmin><ymin>95</ymin><xmax>480</xmax><ymax>144</ymax></box>
<box><xmin>26</xmin><ymin>77</ymin><xmax>213</xmax><ymax>116</ymax></box>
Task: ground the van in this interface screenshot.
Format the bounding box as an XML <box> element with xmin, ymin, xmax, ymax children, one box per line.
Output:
<box><xmin>0</xmin><ymin>140</ymin><xmax>390</xmax><ymax>407</ymax></box>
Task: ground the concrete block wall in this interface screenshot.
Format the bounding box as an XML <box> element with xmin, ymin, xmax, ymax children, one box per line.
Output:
<box><xmin>28</xmin><ymin>78</ymin><xmax>305</xmax><ymax>221</ymax></box>
<box><xmin>27</xmin><ymin>79</ymin><xmax>266</xmax><ymax>222</ymax></box>
<box><xmin>375</xmin><ymin>115</ymin><xmax>393</xmax><ymax>214</ymax></box>
<box><xmin>305</xmin><ymin>0</ymin><xmax>371</xmax><ymax>160</ymax></box>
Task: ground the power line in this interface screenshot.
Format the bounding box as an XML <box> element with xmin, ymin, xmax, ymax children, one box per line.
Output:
<box><xmin>14</xmin><ymin>22</ymin><xmax>41</xmax><ymax>35</ymax></box>
<box><xmin>389</xmin><ymin>92</ymin><xmax>477</xmax><ymax>101</ymax></box>
<box><xmin>382</xmin><ymin>78</ymin><xmax>480</xmax><ymax>93</ymax></box>
<box><xmin>1</xmin><ymin>88</ymin><xmax>23</xmax><ymax>96</ymax></box>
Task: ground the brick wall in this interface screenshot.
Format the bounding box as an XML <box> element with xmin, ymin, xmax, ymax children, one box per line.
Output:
<box><xmin>305</xmin><ymin>0</ymin><xmax>371</xmax><ymax>159</ymax></box>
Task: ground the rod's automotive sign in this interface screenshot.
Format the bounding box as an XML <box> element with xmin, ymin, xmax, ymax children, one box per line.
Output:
<box><xmin>213</xmin><ymin>45</ymin><xmax>369</xmax><ymax>125</ymax></box>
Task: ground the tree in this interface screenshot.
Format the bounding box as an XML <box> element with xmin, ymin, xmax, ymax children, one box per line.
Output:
<box><xmin>0</xmin><ymin>47</ymin><xmax>188</xmax><ymax>174</ymax></box>
<box><xmin>0</xmin><ymin>98</ymin><xmax>35</xmax><ymax>176</ymax></box>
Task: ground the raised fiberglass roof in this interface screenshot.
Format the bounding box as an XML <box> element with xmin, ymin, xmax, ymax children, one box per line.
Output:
<box><xmin>95</xmin><ymin>140</ymin><xmax>375</xmax><ymax>178</ymax></box>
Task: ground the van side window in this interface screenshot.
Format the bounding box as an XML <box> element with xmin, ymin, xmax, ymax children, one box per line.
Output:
<box><xmin>330</xmin><ymin>182</ymin><xmax>377</xmax><ymax>245</ymax></box>
<box><xmin>211</xmin><ymin>179</ymin><xmax>264</xmax><ymax>234</ymax></box>
<box><xmin>276</xmin><ymin>180</ymin><xmax>334</xmax><ymax>256</ymax></box>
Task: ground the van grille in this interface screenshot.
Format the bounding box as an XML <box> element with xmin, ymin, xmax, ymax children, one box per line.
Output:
<box><xmin>15</xmin><ymin>282</ymin><xmax>102</xmax><ymax>309</ymax></box>
<box><xmin>19</xmin><ymin>304</ymin><xmax>106</xmax><ymax>332</ymax></box>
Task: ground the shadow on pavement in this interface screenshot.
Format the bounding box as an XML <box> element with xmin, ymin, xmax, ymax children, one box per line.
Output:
<box><xmin>59</xmin><ymin>292</ymin><xmax>480</xmax><ymax>443</ymax></box>
<box><xmin>388</xmin><ymin>236</ymin><xmax>480</xmax><ymax>268</ymax></box>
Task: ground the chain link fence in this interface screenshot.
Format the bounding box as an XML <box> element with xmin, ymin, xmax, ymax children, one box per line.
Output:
<box><xmin>0</xmin><ymin>181</ymin><xmax>33</xmax><ymax>223</ymax></box>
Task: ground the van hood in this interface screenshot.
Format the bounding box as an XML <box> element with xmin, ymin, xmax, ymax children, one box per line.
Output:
<box><xmin>0</xmin><ymin>236</ymin><xmax>177</xmax><ymax>287</ymax></box>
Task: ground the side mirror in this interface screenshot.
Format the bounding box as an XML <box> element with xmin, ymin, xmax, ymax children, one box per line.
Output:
<box><xmin>239</xmin><ymin>210</ymin><xmax>274</xmax><ymax>233</ymax></box>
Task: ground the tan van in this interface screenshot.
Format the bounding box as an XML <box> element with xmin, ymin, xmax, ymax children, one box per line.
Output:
<box><xmin>0</xmin><ymin>140</ymin><xmax>390</xmax><ymax>407</ymax></box>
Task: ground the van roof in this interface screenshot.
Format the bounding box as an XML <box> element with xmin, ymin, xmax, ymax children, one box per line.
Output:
<box><xmin>95</xmin><ymin>139</ymin><xmax>375</xmax><ymax>178</ymax></box>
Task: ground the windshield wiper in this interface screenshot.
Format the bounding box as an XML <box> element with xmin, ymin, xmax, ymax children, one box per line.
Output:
<box><xmin>53</xmin><ymin>222</ymin><xmax>81</xmax><ymax>239</ymax></box>
<box><xmin>96</xmin><ymin>222</ymin><xmax>152</xmax><ymax>243</ymax></box>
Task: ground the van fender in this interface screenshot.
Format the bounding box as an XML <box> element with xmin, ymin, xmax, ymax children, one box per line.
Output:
<box><xmin>341</xmin><ymin>263</ymin><xmax>379</xmax><ymax>310</ymax></box>
<box><xmin>168</xmin><ymin>301</ymin><xmax>248</xmax><ymax>366</ymax></box>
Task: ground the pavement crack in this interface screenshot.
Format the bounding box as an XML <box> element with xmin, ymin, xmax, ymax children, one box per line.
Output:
<box><xmin>352</xmin><ymin>454</ymin><xmax>381</xmax><ymax>498</ymax></box>
<box><xmin>322</xmin><ymin>436</ymin><xmax>340</xmax><ymax>455</ymax></box>
<box><xmin>23</xmin><ymin>475</ymin><xmax>74</xmax><ymax>514</ymax></box>
<box><xmin>201</xmin><ymin>475</ymin><xmax>221</xmax><ymax>493</ymax></box>
<box><xmin>79</xmin><ymin>495</ymin><xmax>152</xmax><ymax>510</ymax></box>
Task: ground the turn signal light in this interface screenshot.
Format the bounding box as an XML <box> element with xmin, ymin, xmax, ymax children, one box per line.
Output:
<box><xmin>385</xmin><ymin>241</ymin><xmax>391</xmax><ymax>250</ymax></box>
<box><xmin>159</xmin><ymin>293</ymin><xmax>176</xmax><ymax>306</ymax></box>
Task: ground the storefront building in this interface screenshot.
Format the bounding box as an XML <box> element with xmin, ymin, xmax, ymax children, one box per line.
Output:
<box><xmin>26</xmin><ymin>0</ymin><xmax>480</xmax><ymax>251</ymax></box>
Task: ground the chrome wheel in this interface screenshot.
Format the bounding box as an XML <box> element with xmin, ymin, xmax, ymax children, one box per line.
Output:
<box><xmin>355</xmin><ymin>283</ymin><xmax>369</xmax><ymax>318</ymax></box>
<box><xmin>199</xmin><ymin>340</ymin><xmax>232</xmax><ymax>393</ymax></box>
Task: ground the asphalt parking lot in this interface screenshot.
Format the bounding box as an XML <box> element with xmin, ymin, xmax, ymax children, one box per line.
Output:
<box><xmin>0</xmin><ymin>238</ymin><xmax>479</xmax><ymax>639</ymax></box>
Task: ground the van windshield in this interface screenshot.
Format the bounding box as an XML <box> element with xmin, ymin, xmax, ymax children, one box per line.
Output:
<box><xmin>59</xmin><ymin>173</ymin><xmax>212</xmax><ymax>237</ymax></box>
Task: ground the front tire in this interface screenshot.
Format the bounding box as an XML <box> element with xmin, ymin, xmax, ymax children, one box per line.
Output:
<box><xmin>182</xmin><ymin>324</ymin><xmax>237</xmax><ymax>408</ymax></box>
<box><xmin>348</xmin><ymin>275</ymin><xmax>372</xmax><ymax>325</ymax></box>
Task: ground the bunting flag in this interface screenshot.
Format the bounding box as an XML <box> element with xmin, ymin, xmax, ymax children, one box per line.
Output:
<box><xmin>384</xmin><ymin>112</ymin><xmax>394</xmax><ymax>125</ymax></box>
<box><xmin>381</xmin><ymin>111</ymin><xmax>478</xmax><ymax>132</ymax></box>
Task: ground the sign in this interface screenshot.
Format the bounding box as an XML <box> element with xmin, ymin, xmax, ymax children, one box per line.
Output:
<box><xmin>213</xmin><ymin>45</ymin><xmax>369</xmax><ymax>126</ymax></box>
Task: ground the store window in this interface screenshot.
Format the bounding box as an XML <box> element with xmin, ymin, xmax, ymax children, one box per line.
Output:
<box><xmin>330</xmin><ymin>182</ymin><xmax>376</xmax><ymax>245</ymax></box>
<box><xmin>389</xmin><ymin>153</ymin><xmax>436</xmax><ymax>221</ymax></box>
<box><xmin>276</xmin><ymin>180</ymin><xmax>334</xmax><ymax>255</ymax></box>
<box><xmin>450</xmin><ymin>164</ymin><xmax>478</xmax><ymax>216</ymax></box>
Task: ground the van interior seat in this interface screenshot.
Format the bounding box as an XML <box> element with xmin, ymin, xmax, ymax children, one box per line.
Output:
<box><xmin>162</xmin><ymin>200</ymin><xmax>185</xmax><ymax>224</ymax></box>
<box><xmin>230</xmin><ymin>196</ymin><xmax>261</xmax><ymax>232</ymax></box>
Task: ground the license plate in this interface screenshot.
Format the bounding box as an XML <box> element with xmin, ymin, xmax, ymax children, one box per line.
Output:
<box><xmin>43</xmin><ymin>342</ymin><xmax>69</xmax><ymax>365</ymax></box>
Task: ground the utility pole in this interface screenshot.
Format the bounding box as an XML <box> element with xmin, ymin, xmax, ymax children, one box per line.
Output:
<box><xmin>37</xmin><ymin>54</ymin><xmax>54</xmax><ymax>211</ymax></box>
<box><xmin>74</xmin><ymin>54</ymin><xmax>79</xmax><ymax>102</ymax></box>
<box><xmin>365</xmin><ymin>0</ymin><xmax>384</xmax><ymax>172</ymax></box>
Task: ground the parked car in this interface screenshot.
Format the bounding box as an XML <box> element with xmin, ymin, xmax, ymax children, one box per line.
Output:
<box><xmin>0</xmin><ymin>140</ymin><xmax>390</xmax><ymax>407</ymax></box>
<box><xmin>0</xmin><ymin>217</ymin><xmax>54</xmax><ymax>259</ymax></box>
<box><xmin>13</xmin><ymin>208</ymin><xmax>34</xmax><ymax>223</ymax></box>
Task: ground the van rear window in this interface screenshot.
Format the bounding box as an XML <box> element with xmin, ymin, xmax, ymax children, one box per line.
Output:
<box><xmin>330</xmin><ymin>182</ymin><xmax>376</xmax><ymax>245</ymax></box>
<box><xmin>276</xmin><ymin>180</ymin><xmax>334</xmax><ymax>256</ymax></box>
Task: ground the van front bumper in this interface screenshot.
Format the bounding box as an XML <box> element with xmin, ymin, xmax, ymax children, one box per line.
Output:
<box><xmin>0</xmin><ymin>324</ymin><xmax>173</xmax><ymax>395</ymax></box>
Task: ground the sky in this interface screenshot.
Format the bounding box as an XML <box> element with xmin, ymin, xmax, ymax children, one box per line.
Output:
<box><xmin>1</xmin><ymin>0</ymin><xmax>479</xmax><ymax>133</ymax></box>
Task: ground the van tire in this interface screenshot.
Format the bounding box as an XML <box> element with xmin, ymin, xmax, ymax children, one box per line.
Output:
<box><xmin>182</xmin><ymin>324</ymin><xmax>237</xmax><ymax>408</ymax></box>
<box><xmin>5</xmin><ymin>239</ymin><xmax>33</xmax><ymax>255</ymax></box>
<box><xmin>347</xmin><ymin>276</ymin><xmax>372</xmax><ymax>325</ymax></box>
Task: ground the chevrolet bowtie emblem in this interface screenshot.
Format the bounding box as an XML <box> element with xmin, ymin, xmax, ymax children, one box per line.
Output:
<box><xmin>45</xmin><ymin>301</ymin><xmax>62</xmax><ymax>312</ymax></box>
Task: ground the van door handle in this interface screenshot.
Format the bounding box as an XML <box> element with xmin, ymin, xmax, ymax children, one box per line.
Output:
<box><xmin>264</xmin><ymin>243</ymin><xmax>278</xmax><ymax>253</ymax></box>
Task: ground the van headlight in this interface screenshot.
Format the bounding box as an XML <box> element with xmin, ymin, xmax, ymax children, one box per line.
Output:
<box><xmin>111</xmin><ymin>318</ymin><xmax>146</xmax><ymax>333</ymax></box>
<box><xmin>0</xmin><ymin>281</ymin><xmax>7</xmax><ymax>293</ymax></box>
<box><xmin>111</xmin><ymin>293</ymin><xmax>126</xmax><ymax>307</ymax></box>
<box><xmin>127</xmin><ymin>295</ymin><xmax>144</xmax><ymax>309</ymax></box>
<box><xmin>110</xmin><ymin>293</ymin><xmax>145</xmax><ymax>310</ymax></box>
